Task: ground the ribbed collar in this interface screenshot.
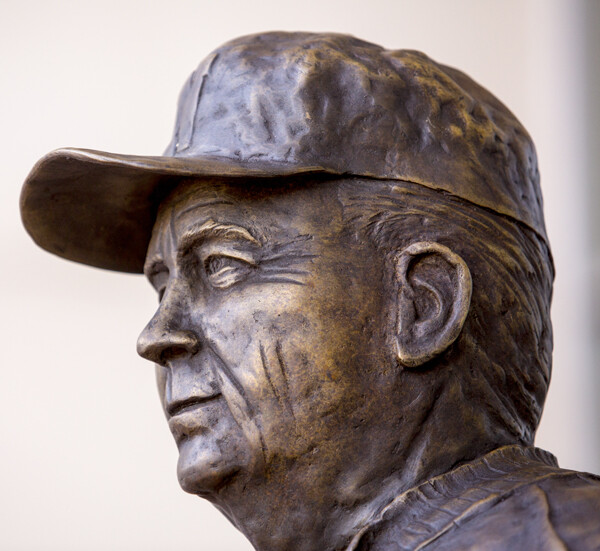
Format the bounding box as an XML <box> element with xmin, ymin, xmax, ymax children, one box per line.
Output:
<box><xmin>347</xmin><ymin>445</ymin><xmax>559</xmax><ymax>551</ymax></box>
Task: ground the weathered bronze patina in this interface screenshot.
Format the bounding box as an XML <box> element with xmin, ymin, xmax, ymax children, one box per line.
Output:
<box><xmin>20</xmin><ymin>33</ymin><xmax>600</xmax><ymax>550</ymax></box>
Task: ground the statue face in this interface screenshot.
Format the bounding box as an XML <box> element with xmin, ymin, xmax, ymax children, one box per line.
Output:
<box><xmin>137</xmin><ymin>178</ymin><xmax>398</xmax><ymax>497</ymax></box>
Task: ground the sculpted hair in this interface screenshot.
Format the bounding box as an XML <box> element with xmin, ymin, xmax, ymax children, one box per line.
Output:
<box><xmin>339</xmin><ymin>179</ymin><xmax>554</xmax><ymax>445</ymax></box>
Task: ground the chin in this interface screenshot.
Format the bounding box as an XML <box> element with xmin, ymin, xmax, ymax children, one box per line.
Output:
<box><xmin>176</xmin><ymin>436</ymin><xmax>245</xmax><ymax>496</ymax></box>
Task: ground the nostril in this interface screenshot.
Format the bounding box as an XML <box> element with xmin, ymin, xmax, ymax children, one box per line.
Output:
<box><xmin>165</xmin><ymin>346</ymin><xmax>191</xmax><ymax>360</ymax></box>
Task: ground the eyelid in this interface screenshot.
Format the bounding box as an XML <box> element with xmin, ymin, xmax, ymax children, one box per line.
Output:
<box><xmin>176</xmin><ymin>223</ymin><xmax>261</xmax><ymax>269</ymax></box>
<box><xmin>197</xmin><ymin>242</ymin><xmax>258</xmax><ymax>266</ymax></box>
<box><xmin>205</xmin><ymin>257</ymin><xmax>254</xmax><ymax>289</ymax></box>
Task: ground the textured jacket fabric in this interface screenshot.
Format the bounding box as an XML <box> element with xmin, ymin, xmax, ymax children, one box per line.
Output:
<box><xmin>347</xmin><ymin>446</ymin><xmax>600</xmax><ymax>550</ymax></box>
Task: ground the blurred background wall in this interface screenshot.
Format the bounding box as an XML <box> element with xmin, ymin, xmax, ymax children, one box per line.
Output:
<box><xmin>1</xmin><ymin>1</ymin><xmax>598</xmax><ymax>549</ymax></box>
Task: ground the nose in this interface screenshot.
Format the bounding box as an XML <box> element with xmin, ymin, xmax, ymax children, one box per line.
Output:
<box><xmin>137</xmin><ymin>309</ymin><xmax>201</xmax><ymax>366</ymax></box>
<box><xmin>137</xmin><ymin>327</ymin><xmax>201</xmax><ymax>366</ymax></box>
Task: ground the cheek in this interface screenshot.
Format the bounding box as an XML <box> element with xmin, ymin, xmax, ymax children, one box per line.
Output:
<box><xmin>197</xmin><ymin>277</ymin><xmax>384</xmax><ymax>454</ymax></box>
<box><xmin>208</xmin><ymin>310</ymin><xmax>361</xmax><ymax>451</ymax></box>
<box><xmin>196</xmin><ymin>305</ymin><xmax>298</xmax><ymax>453</ymax></box>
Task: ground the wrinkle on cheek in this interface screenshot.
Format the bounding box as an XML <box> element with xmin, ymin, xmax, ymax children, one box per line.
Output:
<box><xmin>209</xmin><ymin>346</ymin><xmax>268</xmax><ymax>472</ymax></box>
<box><xmin>209</xmin><ymin>337</ymin><xmax>306</xmax><ymax>470</ymax></box>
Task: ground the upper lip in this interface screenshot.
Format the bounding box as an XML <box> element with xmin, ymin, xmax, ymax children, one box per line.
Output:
<box><xmin>166</xmin><ymin>394</ymin><xmax>221</xmax><ymax>418</ymax></box>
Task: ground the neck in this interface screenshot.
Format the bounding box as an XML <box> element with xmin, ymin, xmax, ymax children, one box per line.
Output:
<box><xmin>213</xmin><ymin>453</ymin><xmax>410</xmax><ymax>551</ymax></box>
<box><xmin>208</xmin><ymin>376</ymin><xmax>512</xmax><ymax>551</ymax></box>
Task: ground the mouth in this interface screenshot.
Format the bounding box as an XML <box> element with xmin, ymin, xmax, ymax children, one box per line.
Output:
<box><xmin>167</xmin><ymin>394</ymin><xmax>222</xmax><ymax>418</ymax></box>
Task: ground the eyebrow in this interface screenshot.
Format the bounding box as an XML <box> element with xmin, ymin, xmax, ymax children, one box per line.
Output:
<box><xmin>178</xmin><ymin>220</ymin><xmax>260</xmax><ymax>253</ymax></box>
<box><xmin>144</xmin><ymin>220</ymin><xmax>261</xmax><ymax>279</ymax></box>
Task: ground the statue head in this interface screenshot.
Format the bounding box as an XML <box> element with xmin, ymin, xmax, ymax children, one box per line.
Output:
<box><xmin>20</xmin><ymin>32</ymin><xmax>553</xmax><ymax>549</ymax></box>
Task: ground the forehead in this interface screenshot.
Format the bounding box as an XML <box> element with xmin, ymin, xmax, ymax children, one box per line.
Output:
<box><xmin>147</xmin><ymin>176</ymin><xmax>346</xmax><ymax>256</ymax></box>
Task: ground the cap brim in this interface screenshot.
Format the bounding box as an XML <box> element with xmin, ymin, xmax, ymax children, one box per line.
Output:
<box><xmin>20</xmin><ymin>148</ymin><xmax>330</xmax><ymax>273</ymax></box>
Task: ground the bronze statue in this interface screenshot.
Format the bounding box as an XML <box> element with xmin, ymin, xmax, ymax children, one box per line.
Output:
<box><xmin>20</xmin><ymin>32</ymin><xmax>600</xmax><ymax>550</ymax></box>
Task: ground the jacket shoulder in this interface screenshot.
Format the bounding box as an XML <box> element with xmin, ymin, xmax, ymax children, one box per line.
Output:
<box><xmin>533</xmin><ymin>468</ymin><xmax>600</xmax><ymax>550</ymax></box>
<box><xmin>354</xmin><ymin>466</ymin><xmax>600</xmax><ymax>551</ymax></box>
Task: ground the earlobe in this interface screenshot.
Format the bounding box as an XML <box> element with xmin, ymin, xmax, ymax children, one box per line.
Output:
<box><xmin>394</xmin><ymin>241</ymin><xmax>472</xmax><ymax>368</ymax></box>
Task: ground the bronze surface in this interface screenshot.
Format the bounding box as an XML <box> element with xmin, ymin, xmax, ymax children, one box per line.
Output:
<box><xmin>20</xmin><ymin>32</ymin><xmax>600</xmax><ymax>551</ymax></box>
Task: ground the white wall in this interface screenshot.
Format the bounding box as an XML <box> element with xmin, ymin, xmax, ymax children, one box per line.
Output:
<box><xmin>1</xmin><ymin>1</ymin><xmax>597</xmax><ymax>549</ymax></box>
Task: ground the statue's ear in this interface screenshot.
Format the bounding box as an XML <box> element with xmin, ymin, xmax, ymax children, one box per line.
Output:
<box><xmin>394</xmin><ymin>241</ymin><xmax>472</xmax><ymax>368</ymax></box>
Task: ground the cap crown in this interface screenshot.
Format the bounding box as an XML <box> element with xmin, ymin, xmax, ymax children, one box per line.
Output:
<box><xmin>165</xmin><ymin>32</ymin><xmax>545</xmax><ymax>241</ymax></box>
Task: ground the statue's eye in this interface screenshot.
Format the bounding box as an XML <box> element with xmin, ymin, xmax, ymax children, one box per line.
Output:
<box><xmin>204</xmin><ymin>254</ymin><xmax>254</xmax><ymax>288</ymax></box>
